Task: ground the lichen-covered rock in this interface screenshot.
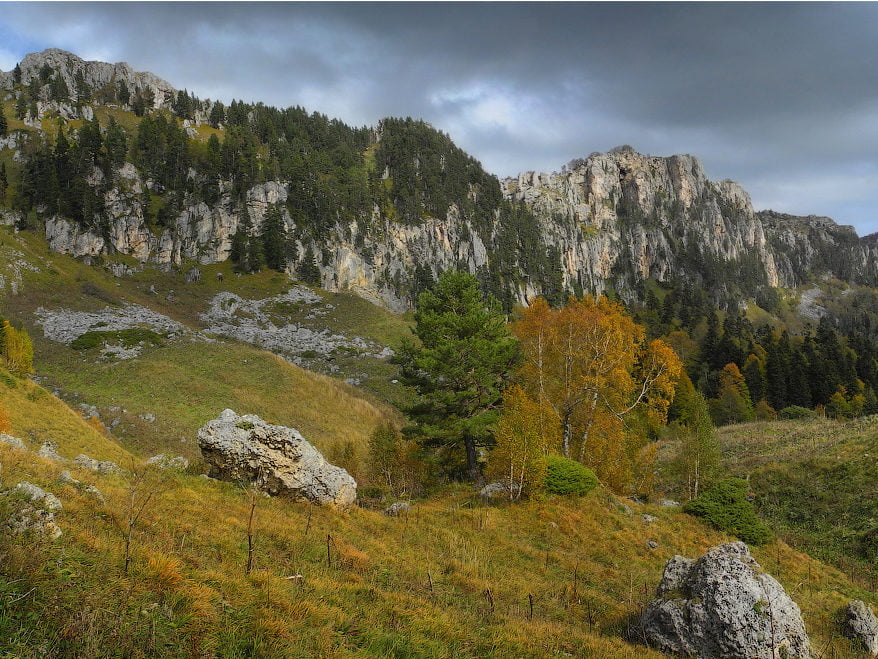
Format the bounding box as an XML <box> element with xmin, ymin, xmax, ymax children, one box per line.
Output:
<box><xmin>197</xmin><ymin>409</ymin><xmax>356</xmax><ymax>506</ymax></box>
<box><xmin>14</xmin><ymin>482</ymin><xmax>63</xmax><ymax>512</ymax></box>
<box><xmin>642</xmin><ymin>541</ymin><xmax>810</xmax><ymax>658</ymax></box>
<box><xmin>3</xmin><ymin>482</ymin><xmax>64</xmax><ymax>540</ymax></box>
<box><xmin>844</xmin><ymin>600</ymin><xmax>878</xmax><ymax>656</ymax></box>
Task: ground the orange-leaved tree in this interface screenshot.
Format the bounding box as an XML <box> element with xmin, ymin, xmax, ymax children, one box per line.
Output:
<box><xmin>513</xmin><ymin>295</ymin><xmax>682</xmax><ymax>491</ymax></box>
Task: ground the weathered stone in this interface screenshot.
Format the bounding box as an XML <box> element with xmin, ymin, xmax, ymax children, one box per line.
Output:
<box><xmin>479</xmin><ymin>480</ymin><xmax>513</xmax><ymax>500</ymax></box>
<box><xmin>38</xmin><ymin>441</ymin><xmax>64</xmax><ymax>462</ymax></box>
<box><xmin>642</xmin><ymin>542</ymin><xmax>810</xmax><ymax>658</ymax></box>
<box><xmin>641</xmin><ymin>513</ymin><xmax>658</xmax><ymax>525</ymax></box>
<box><xmin>0</xmin><ymin>432</ymin><xmax>27</xmax><ymax>451</ymax></box>
<box><xmin>658</xmin><ymin>498</ymin><xmax>681</xmax><ymax>507</ymax></box>
<box><xmin>647</xmin><ymin>540</ymin><xmax>659</xmax><ymax>550</ymax></box>
<box><xmin>384</xmin><ymin>502</ymin><xmax>411</xmax><ymax>517</ymax></box>
<box><xmin>85</xmin><ymin>484</ymin><xmax>105</xmax><ymax>504</ymax></box>
<box><xmin>146</xmin><ymin>453</ymin><xmax>189</xmax><ymax>470</ymax></box>
<box><xmin>74</xmin><ymin>454</ymin><xmax>122</xmax><ymax>474</ymax></box>
<box><xmin>197</xmin><ymin>409</ymin><xmax>356</xmax><ymax>506</ymax></box>
<box><xmin>843</xmin><ymin>600</ymin><xmax>878</xmax><ymax>656</ymax></box>
<box><xmin>14</xmin><ymin>482</ymin><xmax>63</xmax><ymax>512</ymax></box>
<box><xmin>58</xmin><ymin>470</ymin><xmax>80</xmax><ymax>485</ymax></box>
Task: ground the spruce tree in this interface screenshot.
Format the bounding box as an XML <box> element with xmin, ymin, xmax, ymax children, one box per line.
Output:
<box><xmin>297</xmin><ymin>246</ymin><xmax>321</xmax><ymax>285</ymax></box>
<box><xmin>260</xmin><ymin>204</ymin><xmax>287</xmax><ymax>271</ymax></box>
<box><xmin>12</xmin><ymin>63</ymin><xmax>21</xmax><ymax>85</ymax></box>
<box><xmin>0</xmin><ymin>104</ymin><xmax>7</xmax><ymax>137</ymax></box>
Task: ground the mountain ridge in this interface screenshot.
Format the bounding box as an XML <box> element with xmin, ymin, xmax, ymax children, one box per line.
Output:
<box><xmin>1</xmin><ymin>48</ymin><xmax>875</xmax><ymax>311</ymax></box>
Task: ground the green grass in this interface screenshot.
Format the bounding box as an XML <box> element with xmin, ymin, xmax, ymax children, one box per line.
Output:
<box><xmin>718</xmin><ymin>415</ymin><xmax>878</xmax><ymax>586</ymax></box>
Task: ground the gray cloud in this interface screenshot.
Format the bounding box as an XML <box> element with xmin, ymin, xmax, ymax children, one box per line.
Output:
<box><xmin>1</xmin><ymin>2</ymin><xmax>877</xmax><ymax>233</ymax></box>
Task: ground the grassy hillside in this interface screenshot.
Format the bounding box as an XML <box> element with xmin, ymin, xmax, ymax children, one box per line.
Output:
<box><xmin>0</xmin><ymin>226</ymin><xmax>410</xmax><ymax>468</ymax></box>
<box><xmin>718</xmin><ymin>415</ymin><xmax>878</xmax><ymax>589</ymax></box>
<box><xmin>0</xmin><ymin>375</ymin><xmax>874</xmax><ymax>657</ymax></box>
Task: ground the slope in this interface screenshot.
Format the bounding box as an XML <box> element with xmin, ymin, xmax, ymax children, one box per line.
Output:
<box><xmin>0</xmin><ymin>373</ymin><xmax>874</xmax><ymax>657</ymax></box>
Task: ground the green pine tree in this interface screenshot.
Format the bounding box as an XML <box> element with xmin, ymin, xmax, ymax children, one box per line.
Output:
<box><xmin>397</xmin><ymin>270</ymin><xmax>519</xmax><ymax>480</ymax></box>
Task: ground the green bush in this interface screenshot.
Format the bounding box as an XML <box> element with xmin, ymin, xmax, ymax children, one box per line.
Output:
<box><xmin>70</xmin><ymin>328</ymin><xmax>164</xmax><ymax>350</ymax></box>
<box><xmin>778</xmin><ymin>405</ymin><xmax>817</xmax><ymax>420</ymax></box>
<box><xmin>544</xmin><ymin>455</ymin><xmax>598</xmax><ymax>496</ymax></box>
<box><xmin>683</xmin><ymin>478</ymin><xmax>771</xmax><ymax>545</ymax></box>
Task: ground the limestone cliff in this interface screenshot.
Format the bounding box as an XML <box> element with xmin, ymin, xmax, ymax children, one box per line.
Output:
<box><xmin>3</xmin><ymin>50</ymin><xmax>876</xmax><ymax>310</ymax></box>
<box><xmin>29</xmin><ymin>147</ymin><xmax>878</xmax><ymax>310</ymax></box>
<box><xmin>0</xmin><ymin>48</ymin><xmax>175</xmax><ymax>111</ymax></box>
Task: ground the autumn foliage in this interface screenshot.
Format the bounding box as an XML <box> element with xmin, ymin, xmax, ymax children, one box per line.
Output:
<box><xmin>510</xmin><ymin>296</ymin><xmax>682</xmax><ymax>492</ymax></box>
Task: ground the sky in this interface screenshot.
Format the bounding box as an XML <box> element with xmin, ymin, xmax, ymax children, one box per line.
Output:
<box><xmin>1</xmin><ymin>2</ymin><xmax>877</xmax><ymax>235</ymax></box>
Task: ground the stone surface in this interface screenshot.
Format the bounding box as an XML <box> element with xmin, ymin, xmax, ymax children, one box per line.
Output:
<box><xmin>384</xmin><ymin>502</ymin><xmax>411</xmax><ymax>517</ymax></box>
<box><xmin>844</xmin><ymin>600</ymin><xmax>878</xmax><ymax>656</ymax></box>
<box><xmin>38</xmin><ymin>441</ymin><xmax>64</xmax><ymax>462</ymax></box>
<box><xmin>197</xmin><ymin>409</ymin><xmax>356</xmax><ymax>506</ymax></box>
<box><xmin>479</xmin><ymin>480</ymin><xmax>513</xmax><ymax>500</ymax></box>
<box><xmin>641</xmin><ymin>513</ymin><xmax>658</xmax><ymax>525</ymax></box>
<box><xmin>73</xmin><ymin>454</ymin><xmax>122</xmax><ymax>474</ymax></box>
<box><xmin>146</xmin><ymin>454</ymin><xmax>189</xmax><ymax>470</ymax></box>
<box><xmin>0</xmin><ymin>432</ymin><xmax>27</xmax><ymax>451</ymax></box>
<box><xmin>14</xmin><ymin>482</ymin><xmax>63</xmax><ymax>512</ymax></box>
<box><xmin>642</xmin><ymin>541</ymin><xmax>810</xmax><ymax>658</ymax></box>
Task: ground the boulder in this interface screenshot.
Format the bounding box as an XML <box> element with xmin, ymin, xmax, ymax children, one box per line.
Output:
<box><xmin>479</xmin><ymin>480</ymin><xmax>513</xmax><ymax>500</ymax></box>
<box><xmin>3</xmin><ymin>481</ymin><xmax>63</xmax><ymax>540</ymax></box>
<box><xmin>384</xmin><ymin>502</ymin><xmax>411</xmax><ymax>517</ymax></box>
<box><xmin>843</xmin><ymin>600</ymin><xmax>878</xmax><ymax>655</ymax></box>
<box><xmin>74</xmin><ymin>454</ymin><xmax>122</xmax><ymax>474</ymax></box>
<box><xmin>0</xmin><ymin>432</ymin><xmax>27</xmax><ymax>451</ymax></box>
<box><xmin>197</xmin><ymin>409</ymin><xmax>356</xmax><ymax>506</ymax></box>
<box><xmin>642</xmin><ymin>541</ymin><xmax>810</xmax><ymax>658</ymax></box>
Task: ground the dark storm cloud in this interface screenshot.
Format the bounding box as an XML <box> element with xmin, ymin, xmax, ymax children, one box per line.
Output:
<box><xmin>1</xmin><ymin>2</ymin><xmax>877</xmax><ymax>232</ymax></box>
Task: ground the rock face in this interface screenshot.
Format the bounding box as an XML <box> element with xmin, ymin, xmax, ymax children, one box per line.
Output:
<box><xmin>844</xmin><ymin>600</ymin><xmax>878</xmax><ymax>656</ymax></box>
<box><xmin>197</xmin><ymin>409</ymin><xmax>356</xmax><ymax>506</ymax></box>
<box><xmin>5</xmin><ymin>49</ymin><xmax>877</xmax><ymax>310</ymax></box>
<box><xmin>0</xmin><ymin>48</ymin><xmax>175</xmax><ymax>110</ymax></box>
<box><xmin>642</xmin><ymin>542</ymin><xmax>810</xmax><ymax>658</ymax></box>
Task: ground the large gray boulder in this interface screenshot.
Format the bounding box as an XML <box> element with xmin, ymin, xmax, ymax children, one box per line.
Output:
<box><xmin>642</xmin><ymin>541</ymin><xmax>810</xmax><ymax>658</ymax></box>
<box><xmin>844</xmin><ymin>600</ymin><xmax>878</xmax><ymax>655</ymax></box>
<box><xmin>197</xmin><ymin>409</ymin><xmax>356</xmax><ymax>507</ymax></box>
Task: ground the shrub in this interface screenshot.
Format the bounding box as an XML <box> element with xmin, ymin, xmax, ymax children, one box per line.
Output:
<box><xmin>777</xmin><ymin>405</ymin><xmax>817</xmax><ymax>420</ymax></box>
<box><xmin>70</xmin><ymin>328</ymin><xmax>164</xmax><ymax>350</ymax></box>
<box><xmin>544</xmin><ymin>455</ymin><xmax>598</xmax><ymax>496</ymax></box>
<box><xmin>683</xmin><ymin>478</ymin><xmax>771</xmax><ymax>545</ymax></box>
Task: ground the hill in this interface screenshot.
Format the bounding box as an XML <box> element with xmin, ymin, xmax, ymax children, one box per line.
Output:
<box><xmin>1</xmin><ymin>372</ymin><xmax>875</xmax><ymax>657</ymax></box>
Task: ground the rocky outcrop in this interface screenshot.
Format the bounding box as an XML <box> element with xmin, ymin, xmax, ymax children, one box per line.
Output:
<box><xmin>197</xmin><ymin>409</ymin><xmax>356</xmax><ymax>506</ymax></box>
<box><xmin>642</xmin><ymin>541</ymin><xmax>810</xmax><ymax>658</ymax></box>
<box><xmin>844</xmin><ymin>600</ymin><xmax>878</xmax><ymax>656</ymax></box>
<box><xmin>0</xmin><ymin>48</ymin><xmax>174</xmax><ymax>109</ymax></box>
<box><xmin>3</xmin><ymin>482</ymin><xmax>63</xmax><ymax>540</ymax></box>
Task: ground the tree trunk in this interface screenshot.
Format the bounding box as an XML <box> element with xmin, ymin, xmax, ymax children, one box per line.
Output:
<box><xmin>464</xmin><ymin>435</ymin><xmax>479</xmax><ymax>481</ymax></box>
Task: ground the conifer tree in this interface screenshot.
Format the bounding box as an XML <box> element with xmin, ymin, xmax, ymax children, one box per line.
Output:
<box><xmin>12</xmin><ymin>63</ymin><xmax>21</xmax><ymax>85</ymax></box>
<box><xmin>297</xmin><ymin>246</ymin><xmax>321</xmax><ymax>285</ymax></box>
<box><xmin>0</xmin><ymin>104</ymin><xmax>7</xmax><ymax>137</ymax></box>
<box><xmin>398</xmin><ymin>270</ymin><xmax>519</xmax><ymax>480</ymax></box>
<box><xmin>260</xmin><ymin>204</ymin><xmax>287</xmax><ymax>271</ymax></box>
